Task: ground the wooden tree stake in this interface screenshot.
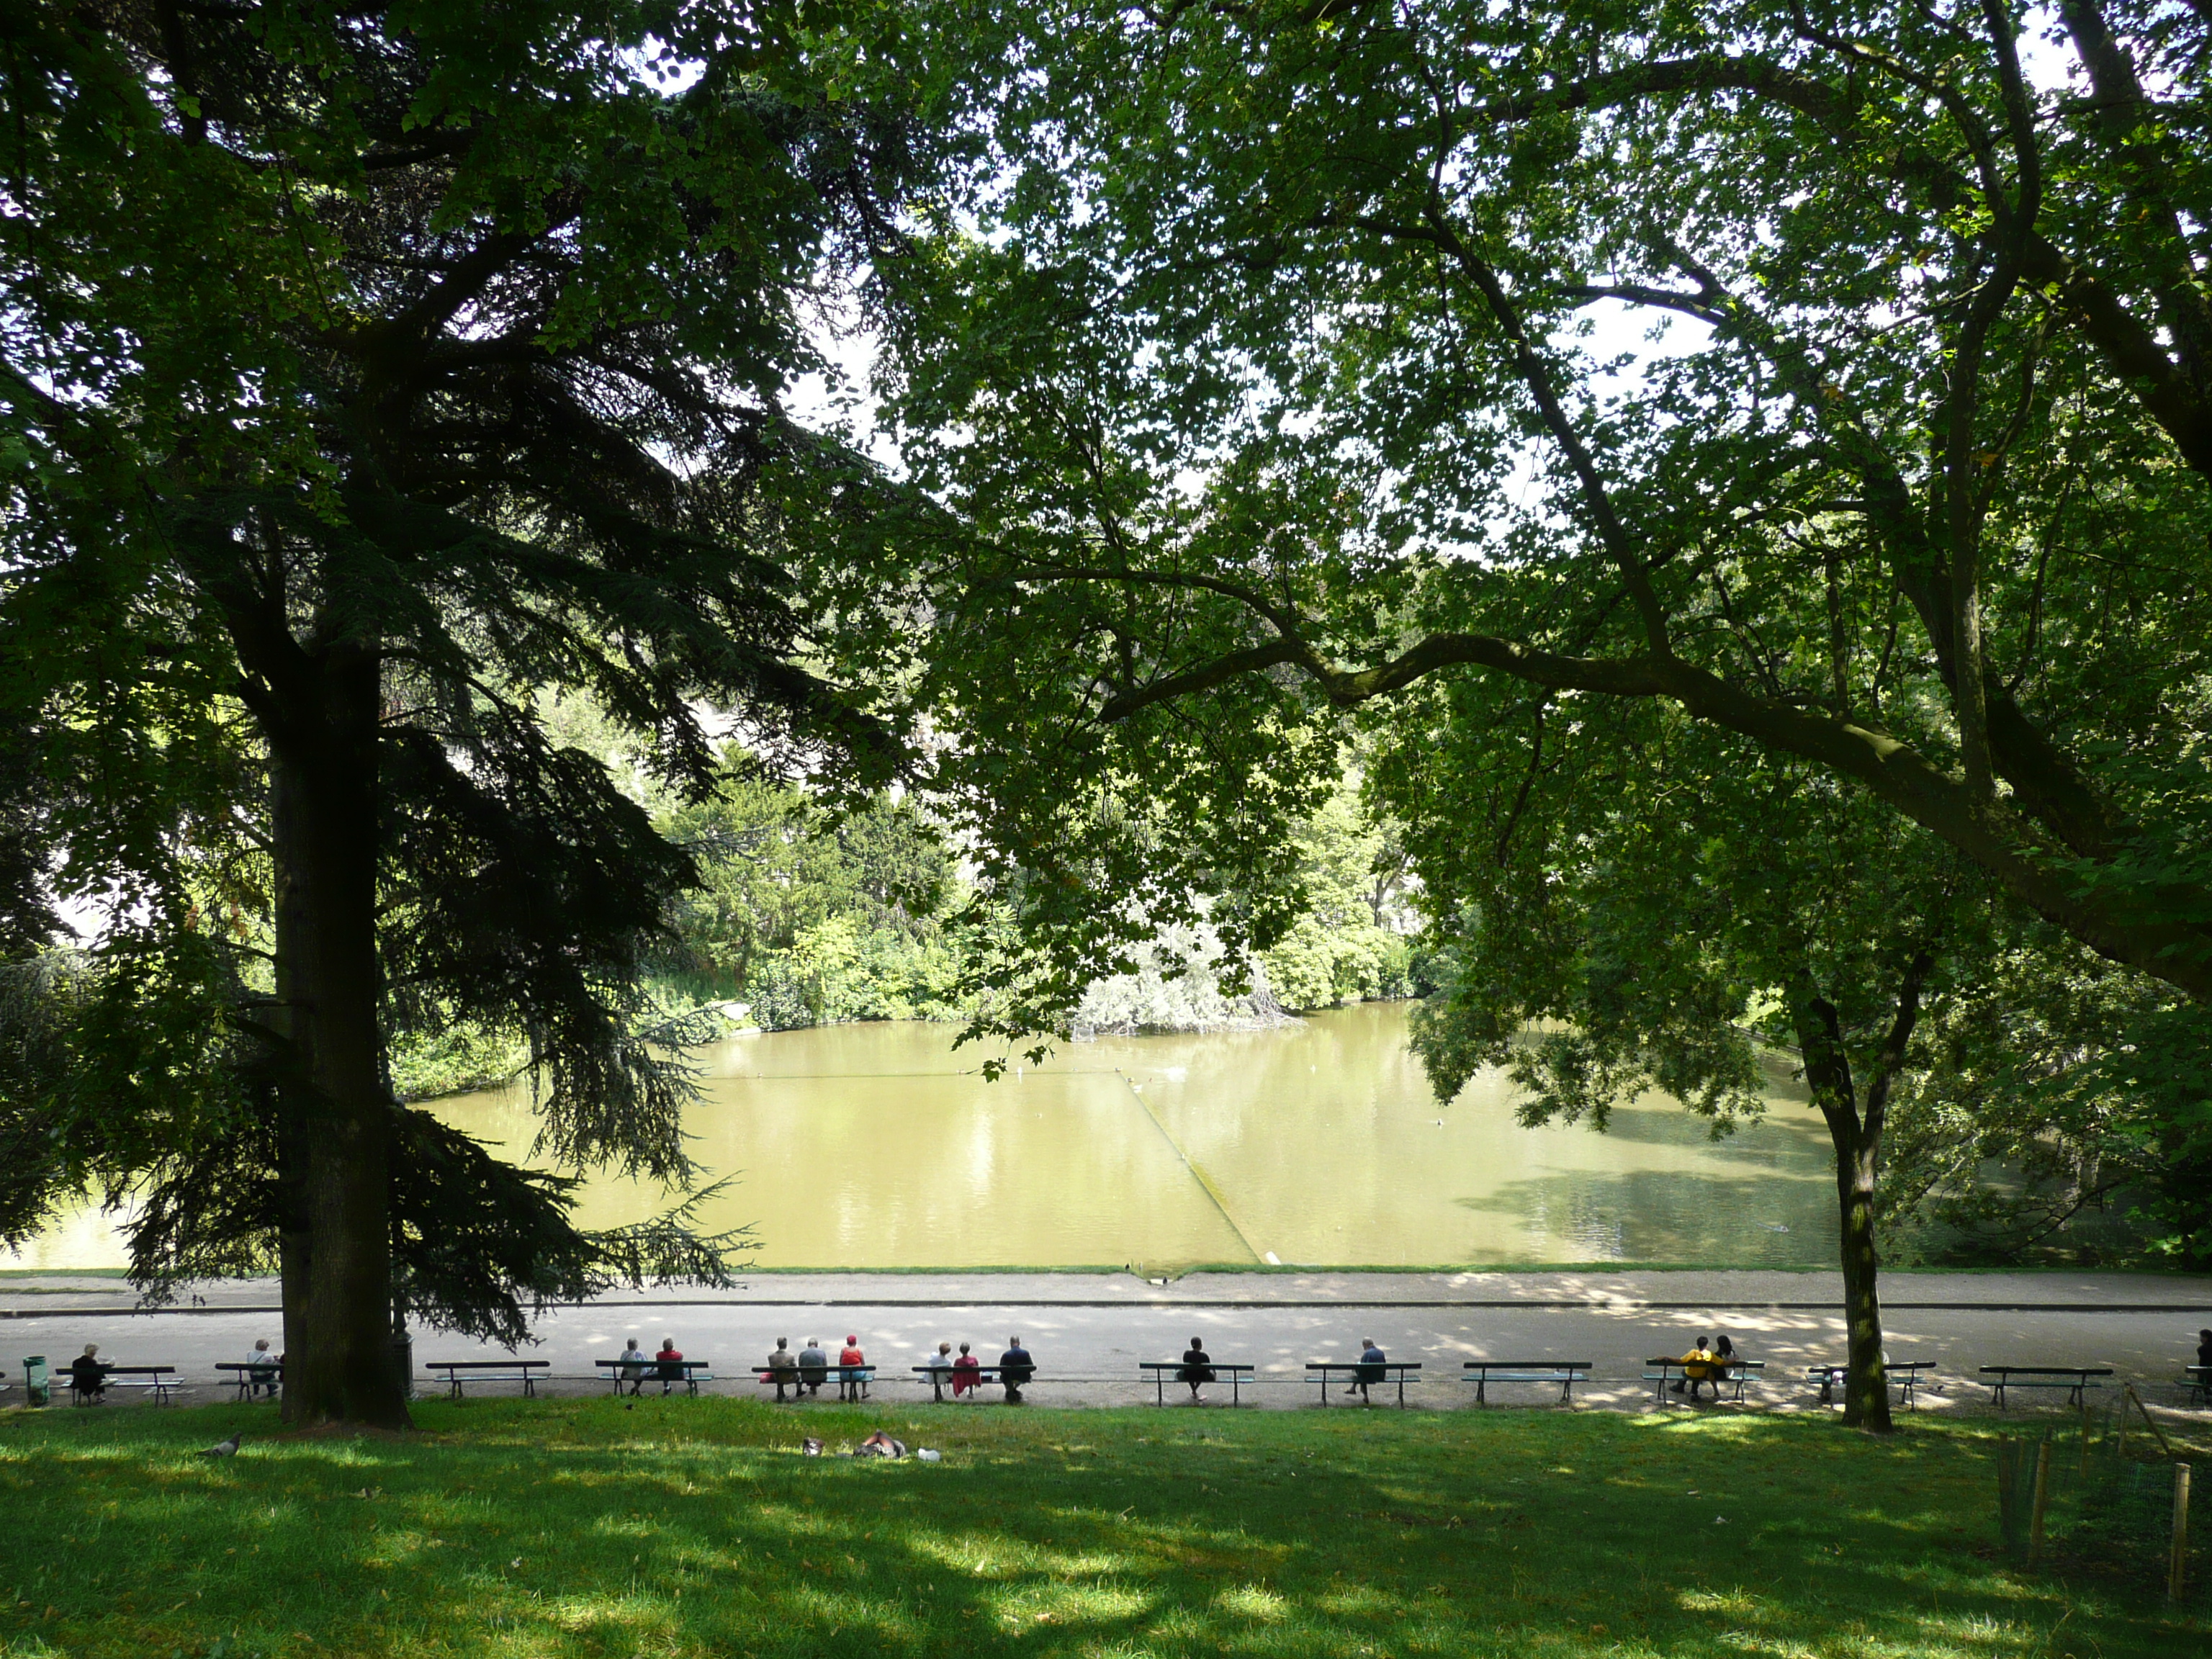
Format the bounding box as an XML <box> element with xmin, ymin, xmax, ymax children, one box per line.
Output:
<box><xmin>2172</xmin><ymin>1463</ymin><xmax>2192</xmax><ymax>1602</ymax></box>
<box><xmin>2029</xmin><ymin>1433</ymin><xmax>2053</xmax><ymax>1569</ymax></box>
<box><xmin>2124</xmin><ymin>1382</ymin><xmax>2175</xmax><ymax>1460</ymax></box>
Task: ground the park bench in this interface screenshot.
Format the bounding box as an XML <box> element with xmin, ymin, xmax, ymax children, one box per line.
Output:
<box><xmin>1308</xmin><ymin>1360</ymin><xmax>1420</xmax><ymax>1407</ymax></box>
<box><xmin>1139</xmin><ymin>1359</ymin><xmax>1255</xmax><ymax>1405</ymax></box>
<box><xmin>1806</xmin><ymin>1359</ymin><xmax>1935</xmax><ymax>1409</ymax></box>
<box><xmin>598</xmin><ymin>1357</ymin><xmax>713</xmax><ymax>1396</ymax></box>
<box><xmin>425</xmin><ymin>1359</ymin><xmax>549</xmax><ymax>1401</ymax></box>
<box><xmin>2185</xmin><ymin>1364</ymin><xmax>2209</xmax><ymax>1408</ymax></box>
<box><xmin>911</xmin><ymin>1364</ymin><xmax>1040</xmax><ymax>1402</ymax></box>
<box><xmin>1460</xmin><ymin>1359</ymin><xmax>1591</xmax><ymax>1406</ymax></box>
<box><xmin>755</xmin><ymin>1363</ymin><xmax>872</xmax><ymax>1401</ymax></box>
<box><xmin>88</xmin><ymin>1364</ymin><xmax>181</xmax><ymax>1405</ymax></box>
<box><xmin>217</xmin><ymin>1361</ymin><xmax>283</xmax><ymax>1401</ymax></box>
<box><xmin>1977</xmin><ymin>1364</ymin><xmax>2112</xmax><ymax>1408</ymax></box>
<box><xmin>1643</xmin><ymin>1357</ymin><xmax>1763</xmax><ymax>1404</ymax></box>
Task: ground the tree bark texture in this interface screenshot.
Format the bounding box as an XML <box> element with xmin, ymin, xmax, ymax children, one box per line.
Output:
<box><xmin>1791</xmin><ymin>981</ymin><xmax>1894</xmax><ymax>1434</ymax></box>
<box><xmin>1826</xmin><ymin>1107</ymin><xmax>1892</xmax><ymax>1434</ymax></box>
<box><xmin>265</xmin><ymin>645</ymin><xmax>410</xmax><ymax>1429</ymax></box>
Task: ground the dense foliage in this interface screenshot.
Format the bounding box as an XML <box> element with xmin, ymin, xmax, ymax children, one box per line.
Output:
<box><xmin>787</xmin><ymin>0</ymin><xmax>2212</xmax><ymax>1414</ymax></box>
<box><xmin>0</xmin><ymin>0</ymin><xmax>922</xmax><ymax>1421</ymax></box>
<box><xmin>661</xmin><ymin>763</ymin><xmax>966</xmax><ymax>1027</ymax></box>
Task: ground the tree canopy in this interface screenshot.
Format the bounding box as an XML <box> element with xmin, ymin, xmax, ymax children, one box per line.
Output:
<box><xmin>789</xmin><ymin>0</ymin><xmax>2212</xmax><ymax>1420</ymax></box>
<box><xmin>1</xmin><ymin>0</ymin><xmax>925</xmax><ymax>1421</ymax></box>
<box><xmin>821</xmin><ymin>0</ymin><xmax>2211</xmax><ymax>1009</ymax></box>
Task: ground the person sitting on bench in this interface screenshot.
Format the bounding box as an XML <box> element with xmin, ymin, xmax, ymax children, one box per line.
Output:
<box><xmin>2198</xmin><ymin>1328</ymin><xmax>2211</xmax><ymax>1372</ymax></box>
<box><xmin>1346</xmin><ymin>1338</ymin><xmax>1387</xmax><ymax>1403</ymax></box>
<box><xmin>763</xmin><ymin>1338</ymin><xmax>798</xmax><ymax>1402</ymax></box>
<box><xmin>241</xmin><ymin>1337</ymin><xmax>281</xmax><ymax>1400</ymax></box>
<box><xmin>798</xmin><ymin>1337</ymin><xmax>829</xmax><ymax>1398</ymax></box>
<box><xmin>839</xmin><ymin>1335</ymin><xmax>870</xmax><ymax>1401</ymax></box>
<box><xmin>69</xmin><ymin>1343</ymin><xmax>112</xmax><ymax>1404</ymax></box>
<box><xmin>654</xmin><ymin>1336</ymin><xmax>685</xmax><ymax>1394</ymax></box>
<box><xmin>999</xmin><ymin>1335</ymin><xmax>1035</xmax><ymax>1404</ymax></box>
<box><xmin>950</xmin><ymin>1342</ymin><xmax>981</xmax><ymax>1397</ymax></box>
<box><xmin>1711</xmin><ymin>1334</ymin><xmax>1738</xmax><ymax>1393</ymax></box>
<box><xmin>1672</xmin><ymin>1336</ymin><xmax>1719</xmax><ymax>1401</ymax></box>
<box><xmin>1178</xmin><ymin>1337</ymin><xmax>1216</xmax><ymax>1403</ymax></box>
<box><xmin>616</xmin><ymin>1336</ymin><xmax>651</xmax><ymax>1397</ymax></box>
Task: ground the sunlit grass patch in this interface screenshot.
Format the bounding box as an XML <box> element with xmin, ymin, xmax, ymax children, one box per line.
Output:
<box><xmin>989</xmin><ymin>1581</ymin><xmax>1156</xmax><ymax>1628</ymax></box>
<box><xmin>1213</xmin><ymin>1582</ymin><xmax>1288</xmax><ymax>1620</ymax></box>
<box><xmin>1</xmin><ymin>1399</ymin><xmax>2202</xmax><ymax>1658</ymax></box>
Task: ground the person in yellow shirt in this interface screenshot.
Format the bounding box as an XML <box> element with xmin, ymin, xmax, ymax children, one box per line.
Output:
<box><xmin>1671</xmin><ymin>1336</ymin><xmax>1718</xmax><ymax>1401</ymax></box>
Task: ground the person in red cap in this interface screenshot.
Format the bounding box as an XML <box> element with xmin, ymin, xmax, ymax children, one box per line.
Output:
<box><xmin>838</xmin><ymin>1334</ymin><xmax>870</xmax><ymax>1401</ymax></box>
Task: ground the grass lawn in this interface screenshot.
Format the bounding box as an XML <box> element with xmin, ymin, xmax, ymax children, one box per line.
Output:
<box><xmin>3</xmin><ymin>1396</ymin><xmax>2201</xmax><ymax>1658</ymax></box>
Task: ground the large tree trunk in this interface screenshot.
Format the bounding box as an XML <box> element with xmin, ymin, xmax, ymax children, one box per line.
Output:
<box><xmin>1825</xmin><ymin>1105</ymin><xmax>1892</xmax><ymax>1434</ymax></box>
<box><xmin>1790</xmin><ymin>953</ymin><xmax>1931</xmax><ymax>1436</ymax></box>
<box><xmin>266</xmin><ymin>644</ymin><xmax>410</xmax><ymax>1429</ymax></box>
<box><xmin>1791</xmin><ymin>979</ymin><xmax>1894</xmax><ymax>1435</ymax></box>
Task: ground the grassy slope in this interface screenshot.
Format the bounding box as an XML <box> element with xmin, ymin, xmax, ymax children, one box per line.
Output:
<box><xmin>2</xmin><ymin>1399</ymin><xmax>2200</xmax><ymax>1659</ymax></box>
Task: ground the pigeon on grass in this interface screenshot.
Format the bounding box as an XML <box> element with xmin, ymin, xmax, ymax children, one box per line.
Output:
<box><xmin>199</xmin><ymin>1434</ymin><xmax>242</xmax><ymax>1458</ymax></box>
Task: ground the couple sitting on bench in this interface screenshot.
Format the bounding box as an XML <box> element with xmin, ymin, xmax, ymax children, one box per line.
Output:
<box><xmin>1671</xmin><ymin>1335</ymin><xmax>1738</xmax><ymax>1401</ymax></box>
<box><xmin>615</xmin><ymin>1336</ymin><xmax>689</xmax><ymax>1395</ymax></box>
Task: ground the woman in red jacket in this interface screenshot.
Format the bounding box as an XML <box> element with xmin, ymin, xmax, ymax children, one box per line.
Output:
<box><xmin>838</xmin><ymin>1334</ymin><xmax>870</xmax><ymax>1401</ymax></box>
<box><xmin>950</xmin><ymin>1341</ymin><xmax>981</xmax><ymax>1398</ymax></box>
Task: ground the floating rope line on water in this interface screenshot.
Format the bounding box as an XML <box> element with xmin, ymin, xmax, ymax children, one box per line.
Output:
<box><xmin>1116</xmin><ymin>1069</ymin><xmax>1269</xmax><ymax>1266</ymax></box>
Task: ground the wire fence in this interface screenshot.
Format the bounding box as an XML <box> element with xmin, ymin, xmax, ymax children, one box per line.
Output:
<box><xmin>1995</xmin><ymin>1390</ymin><xmax>2200</xmax><ymax>1604</ymax></box>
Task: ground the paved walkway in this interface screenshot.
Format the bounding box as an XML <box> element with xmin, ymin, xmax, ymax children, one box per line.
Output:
<box><xmin>6</xmin><ymin>1269</ymin><xmax>2208</xmax><ymax>1416</ymax></box>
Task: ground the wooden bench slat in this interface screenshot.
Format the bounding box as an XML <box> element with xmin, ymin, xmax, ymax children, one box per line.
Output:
<box><xmin>1977</xmin><ymin>1365</ymin><xmax>2112</xmax><ymax>1408</ymax></box>
<box><xmin>1305</xmin><ymin>1362</ymin><xmax>1419</xmax><ymax>1408</ymax></box>
<box><xmin>752</xmin><ymin>1363</ymin><xmax>872</xmax><ymax>1400</ymax></box>
<box><xmin>425</xmin><ymin>1359</ymin><xmax>549</xmax><ymax>1401</ymax></box>
<box><xmin>1461</xmin><ymin>1360</ymin><xmax>1592</xmax><ymax>1406</ymax></box>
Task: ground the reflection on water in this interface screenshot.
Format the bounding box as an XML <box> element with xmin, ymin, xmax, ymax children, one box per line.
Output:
<box><xmin>444</xmin><ymin>1002</ymin><xmax>1838</xmax><ymax>1267</ymax></box>
<box><xmin>10</xmin><ymin>1003</ymin><xmax>1841</xmax><ymax>1270</ymax></box>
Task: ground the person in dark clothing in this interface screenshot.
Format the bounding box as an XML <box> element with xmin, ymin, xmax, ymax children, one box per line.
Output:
<box><xmin>797</xmin><ymin>1337</ymin><xmax>830</xmax><ymax>1398</ymax></box>
<box><xmin>68</xmin><ymin>1343</ymin><xmax>111</xmax><ymax>1404</ymax></box>
<box><xmin>1346</xmin><ymin>1338</ymin><xmax>1386</xmax><ymax>1403</ymax></box>
<box><xmin>999</xmin><ymin>1336</ymin><xmax>1035</xmax><ymax>1404</ymax></box>
<box><xmin>1709</xmin><ymin>1334</ymin><xmax>1739</xmax><ymax>1398</ymax></box>
<box><xmin>2198</xmin><ymin>1328</ymin><xmax>2211</xmax><ymax>1371</ymax></box>
<box><xmin>1178</xmin><ymin>1337</ymin><xmax>1216</xmax><ymax>1403</ymax></box>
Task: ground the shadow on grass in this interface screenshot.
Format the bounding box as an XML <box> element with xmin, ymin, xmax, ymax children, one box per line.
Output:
<box><xmin>1</xmin><ymin>1397</ymin><xmax>2200</xmax><ymax>1658</ymax></box>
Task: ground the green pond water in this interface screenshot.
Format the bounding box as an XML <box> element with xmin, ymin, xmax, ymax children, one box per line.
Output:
<box><xmin>13</xmin><ymin>1002</ymin><xmax>1842</xmax><ymax>1270</ymax></box>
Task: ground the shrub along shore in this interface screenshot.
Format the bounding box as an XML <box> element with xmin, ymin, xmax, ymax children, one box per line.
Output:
<box><xmin>2</xmin><ymin>1398</ymin><xmax>2201</xmax><ymax>1658</ymax></box>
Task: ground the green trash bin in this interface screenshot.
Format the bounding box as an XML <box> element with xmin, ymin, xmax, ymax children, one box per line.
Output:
<box><xmin>24</xmin><ymin>1355</ymin><xmax>50</xmax><ymax>1407</ymax></box>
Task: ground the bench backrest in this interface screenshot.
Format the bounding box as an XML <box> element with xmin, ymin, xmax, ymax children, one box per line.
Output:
<box><xmin>1979</xmin><ymin>1365</ymin><xmax>2112</xmax><ymax>1376</ymax></box>
<box><xmin>431</xmin><ymin>1360</ymin><xmax>547</xmax><ymax>1372</ymax></box>
<box><xmin>1463</xmin><ymin>1361</ymin><xmax>1592</xmax><ymax>1371</ymax></box>
<box><xmin>1139</xmin><ymin>1360</ymin><xmax>1254</xmax><ymax>1370</ymax></box>
<box><xmin>1307</xmin><ymin>1361</ymin><xmax>1419</xmax><ymax>1370</ymax></box>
